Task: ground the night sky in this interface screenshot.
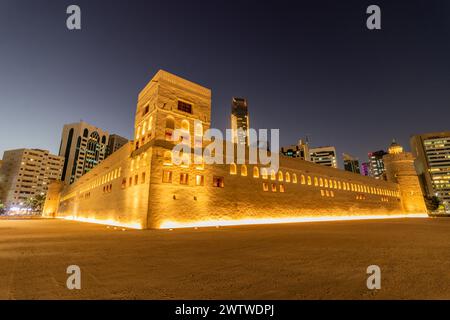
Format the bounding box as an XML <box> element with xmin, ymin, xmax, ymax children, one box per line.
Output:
<box><xmin>1</xmin><ymin>0</ymin><xmax>449</xmax><ymax>166</ymax></box>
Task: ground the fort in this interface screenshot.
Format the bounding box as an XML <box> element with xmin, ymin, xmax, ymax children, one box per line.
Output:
<box><xmin>43</xmin><ymin>70</ymin><xmax>427</xmax><ymax>229</ymax></box>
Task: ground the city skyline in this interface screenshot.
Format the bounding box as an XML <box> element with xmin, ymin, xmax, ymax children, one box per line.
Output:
<box><xmin>1</xmin><ymin>0</ymin><xmax>450</xmax><ymax>163</ymax></box>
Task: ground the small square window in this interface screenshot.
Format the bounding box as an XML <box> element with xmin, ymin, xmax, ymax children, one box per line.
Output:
<box><xmin>213</xmin><ymin>176</ymin><xmax>224</xmax><ymax>188</ymax></box>
<box><xmin>177</xmin><ymin>101</ymin><xmax>193</xmax><ymax>114</ymax></box>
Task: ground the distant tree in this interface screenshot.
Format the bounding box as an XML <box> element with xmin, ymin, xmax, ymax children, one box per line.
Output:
<box><xmin>0</xmin><ymin>200</ymin><xmax>5</xmax><ymax>215</ymax></box>
<box><xmin>23</xmin><ymin>194</ymin><xmax>46</xmax><ymax>214</ymax></box>
<box><xmin>424</xmin><ymin>196</ymin><xmax>441</xmax><ymax>212</ymax></box>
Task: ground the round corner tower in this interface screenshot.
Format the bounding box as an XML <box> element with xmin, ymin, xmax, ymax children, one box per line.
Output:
<box><xmin>383</xmin><ymin>140</ymin><xmax>427</xmax><ymax>214</ymax></box>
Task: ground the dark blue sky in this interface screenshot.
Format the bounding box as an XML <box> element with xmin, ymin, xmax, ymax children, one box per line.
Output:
<box><xmin>1</xmin><ymin>0</ymin><xmax>449</xmax><ymax>165</ymax></box>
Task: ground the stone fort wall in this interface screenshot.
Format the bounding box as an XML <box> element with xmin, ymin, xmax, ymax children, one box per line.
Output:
<box><xmin>44</xmin><ymin>70</ymin><xmax>425</xmax><ymax>229</ymax></box>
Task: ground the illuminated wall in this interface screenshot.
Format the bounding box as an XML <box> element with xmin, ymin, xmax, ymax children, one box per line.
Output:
<box><xmin>44</xmin><ymin>70</ymin><xmax>427</xmax><ymax>230</ymax></box>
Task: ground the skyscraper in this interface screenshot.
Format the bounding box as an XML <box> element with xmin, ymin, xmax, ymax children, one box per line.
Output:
<box><xmin>343</xmin><ymin>153</ymin><xmax>360</xmax><ymax>174</ymax></box>
<box><xmin>59</xmin><ymin>121</ymin><xmax>109</xmax><ymax>184</ymax></box>
<box><xmin>361</xmin><ymin>162</ymin><xmax>370</xmax><ymax>176</ymax></box>
<box><xmin>410</xmin><ymin>131</ymin><xmax>450</xmax><ymax>211</ymax></box>
<box><xmin>231</xmin><ymin>97</ymin><xmax>250</xmax><ymax>146</ymax></box>
<box><xmin>368</xmin><ymin>150</ymin><xmax>388</xmax><ymax>180</ymax></box>
<box><xmin>309</xmin><ymin>146</ymin><xmax>337</xmax><ymax>168</ymax></box>
<box><xmin>106</xmin><ymin>134</ymin><xmax>129</xmax><ymax>158</ymax></box>
<box><xmin>0</xmin><ymin>148</ymin><xmax>64</xmax><ymax>210</ymax></box>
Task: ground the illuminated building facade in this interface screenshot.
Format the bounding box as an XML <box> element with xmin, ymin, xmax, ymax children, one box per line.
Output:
<box><xmin>309</xmin><ymin>146</ymin><xmax>338</xmax><ymax>168</ymax></box>
<box><xmin>280</xmin><ymin>139</ymin><xmax>311</xmax><ymax>161</ymax></box>
<box><xmin>231</xmin><ymin>97</ymin><xmax>250</xmax><ymax>146</ymax></box>
<box><xmin>43</xmin><ymin>70</ymin><xmax>427</xmax><ymax>229</ymax></box>
<box><xmin>0</xmin><ymin>149</ymin><xmax>64</xmax><ymax>210</ymax></box>
<box><xmin>410</xmin><ymin>132</ymin><xmax>450</xmax><ymax>211</ymax></box>
<box><xmin>368</xmin><ymin>150</ymin><xmax>387</xmax><ymax>180</ymax></box>
<box><xmin>59</xmin><ymin>121</ymin><xmax>109</xmax><ymax>185</ymax></box>
<box><xmin>343</xmin><ymin>153</ymin><xmax>360</xmax><ymax>174</ymax></box>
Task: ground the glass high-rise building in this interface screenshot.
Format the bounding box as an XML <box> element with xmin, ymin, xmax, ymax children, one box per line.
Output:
<box><xmin>411</xmin><ymin>131</ymin><xmax>450</xmax><ymax>211</ymax></box>
<box><xmin>368</xmin><ymin>150</ymin><xmax>387</xmax><ymax>180</ymax></box>
<box><xmin>231</xmin><ymin>97</ymin><xmax>250</xmax><ymax>146</ymax></box>
<box><xmin>343</xmin><ymin>153</ymin><xmax>360</xmax><ymax>174</ymax></box>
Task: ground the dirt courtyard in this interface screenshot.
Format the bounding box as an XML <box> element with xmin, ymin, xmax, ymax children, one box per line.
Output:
<box><xmin>0</xmin><ymin>217</ymin><xmax>449</xmax><ymax>299</ymax></box>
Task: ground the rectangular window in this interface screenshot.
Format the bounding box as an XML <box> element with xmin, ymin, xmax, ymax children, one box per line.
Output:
<box><xmin>196</xmin><ymin>175</ymin><xmax>204</xmax><ymax>186</ymax></box>
<box><xmin>129</xmin><ymin>177</ymin><xmax>133</xmax><ymax>187</ymax></box>
<box><xmin>213</xmin><ymin>176</ymin><xmax>224</xmax><ymax>188</ymax></box>
<box><xmin>271</xmin><ymin>184</ymin><xmax>277</xmax><ymax>192</ymax></box>
<box><xmin>134</xmin><ymin>175</ymin><xmax>138</xmax><ymax>185</ymax></box>
<box><xmin>180</xmin><ymin>173</ymin><xmax>189</xmax><ymax>185</ymax></box>
<box><xmin>141</xmin><ymin>172</ymin><xmax>146</xmax><ymax>184</ymax></box>
<box><xmin>177</xmin><ymin>101</ymin><xmax>192</xmax><ymax>114</ymax></box>
<box><xmin>280</xmin><ymin>184</ymin><xmax>285</xmax><ymax>193</ymax></box>
<box><xmin>121</xmin><ymin>178</ymin><xmax>127</xmax><ymax>189</ymax></box>
<box><xmin>162</xmin><ymin>170</ymin><xmax>172</xmax><ymax>183</ymax></box>
<box><xmin>263</xmin><ymin>182</ymin><xmax>269</xmax><ymax>191</ymax></box>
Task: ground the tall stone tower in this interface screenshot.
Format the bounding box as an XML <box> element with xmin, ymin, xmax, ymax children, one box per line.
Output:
<box><xmin>383</xmin><ymin>140</ymin><xmax>427</xmax><ymax>213</ymax></box>
<box><xmin>133</xmin><ymin>70</ymin><xmax>211</xmax><ymax>152</ymax></box>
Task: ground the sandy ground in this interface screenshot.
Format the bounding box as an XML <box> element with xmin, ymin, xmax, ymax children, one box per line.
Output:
<box><xmin>0</xmin><ymin>217</ymin><xmax>449</xmax><ymax>300</ymax></box>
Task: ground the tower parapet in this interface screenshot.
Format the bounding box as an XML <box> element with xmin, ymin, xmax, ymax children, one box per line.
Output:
<box><xmin>383</xmin><ymin>140</ymin><xmax>427</xmax><ymax>213</ymax></box>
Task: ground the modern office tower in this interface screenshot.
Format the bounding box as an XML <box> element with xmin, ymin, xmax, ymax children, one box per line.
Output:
<box><xmin>106</xmin><ymin>134</ymin><xmax>129</xmax><ymax>158</ymax></box>
<box><xmin>231</xmin><ymin>97</ymin><xmax>250</xmax><ymax>145</ymax></box>
<box><xmin>280</xmin><ymin>139</ymin><xmax>311</xmax><ymax>161</ymax></box>
<box><xmin>361</xmin><ymin>162</ymin><xmax>370</xmax><ymax>176</ymax></box>
<box><xmin>59</xmin><ymin>121</ymin><xmax>110</xmax><ymax>184</ymax></box>
<box><xmin>0</xmin><ymin>149</ymin><xmax>64</xmax><ymax>210</ymax></box>
<box><xmin>410</xmin><ymin>131</ymin><xmax>450</xmax><ymax>211</ymax></box>
<box><xmin>343</xmin><ymin>153</ymin><xmax>360</xmax><ymax>174</ymax></box>
<box><xmin>368</xmin><ymin>150</ymin><xmax>388</xmax><ymax>180</ymax></box>
<box><xmin>309</xmin><ymin>146</ymin><xmax>337</xmax><ymax>168</ymax></box>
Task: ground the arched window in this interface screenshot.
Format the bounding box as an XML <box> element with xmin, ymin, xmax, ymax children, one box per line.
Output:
<box><xmin>307</xmin><ymin>176</ymin><xmax>312</xmax><ymax>185</ymax></box>
<box><xmin>343</xmin><ymin>182</ymin><xmax>347</xmax><ymax>190</ymax></box>
<box><xmin>142</xmin><ymin>121</ymin><xmax>147</xmax><ymax>135</ymax></box>
<box><xmin>293</xmin><ymin>173</ymin><xmax>298</xmax><ymax>184</ymax></box>
<box><xmin>195</xmin><ymin>122</ymin><xmax>203</xmax><ymax>136</ymax></box>
<box><xmin>334</xmin><ymin>180</ymin><xmax>337</xmax><ymax>189</ymax></box>
<box><xmin>230</xmin><ymin>163</ymin><xmax>237</xmax><ymax>175</ymax></box>
<box><xmin>253</xmin><ymin>166</ymin><xmax>260</xmax><ymax>178</ymax></box>
<box><xmin>165</xmin><ymin>117</ymin><xmax>175</xmax><ymax>141</ymax></box>
<box><xmin>163</xmin><ymin>151</ymin><xmax>172</xmax><ymax>166</ymax></box>
<box><xmin>148</xmin><ymin>116</ymin><xmax>153</xmax><ymax>132</ymax></box>
<box><xmin>241</xmin><ymin>165</ymin><xmax>247</xmax><ymax>176</ymax></box>
<box><xmin>324</xmin><ymin>179</ymin><xmax>328</xmax><ymax>188</ymax></box>
<box><xmin>181</xmin><ymin>119</ymin><xmax>190</xmax><ymax>132</ymax></box>
<box><xmin>83</xmin><ymin>128</ymin><xmax>89</xmax><ymax>138</ymax></box>
<box><xmin>261</xmin><ymin>168</ymin><xmax>268</xmax><ymax>179</ymax></box>
<box><xmin>131</xmin><ymin>159</ymin><xmax>135</xmax><ymax>172</ymax></box>
<box><xmin>136</xmin><ymin>126</ymin><xmax>141</xmax><ymax>140</ymax></box>
<box><xmin>278</xmin><ymin>171</ymin><xmax>283</xmax><ymax>182</ymax></box>
<box><xmin>270</xmin><ymin>170</ymin><xmax>276</xmax><ymax>181</ymax></box>
<box><xmin>285</xmin><ymin>172</ymin><xmax>291</xmax><ymax>183</ymax></box>
<box><xmin>338</xmin><ymin>181</ymin><xmax>341</xmax><ymax>189</ymax></box>
<box><xmin>314</xmin><ymin>177</ymin><xmax>318</xmax><ymax>187</ymax></box>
